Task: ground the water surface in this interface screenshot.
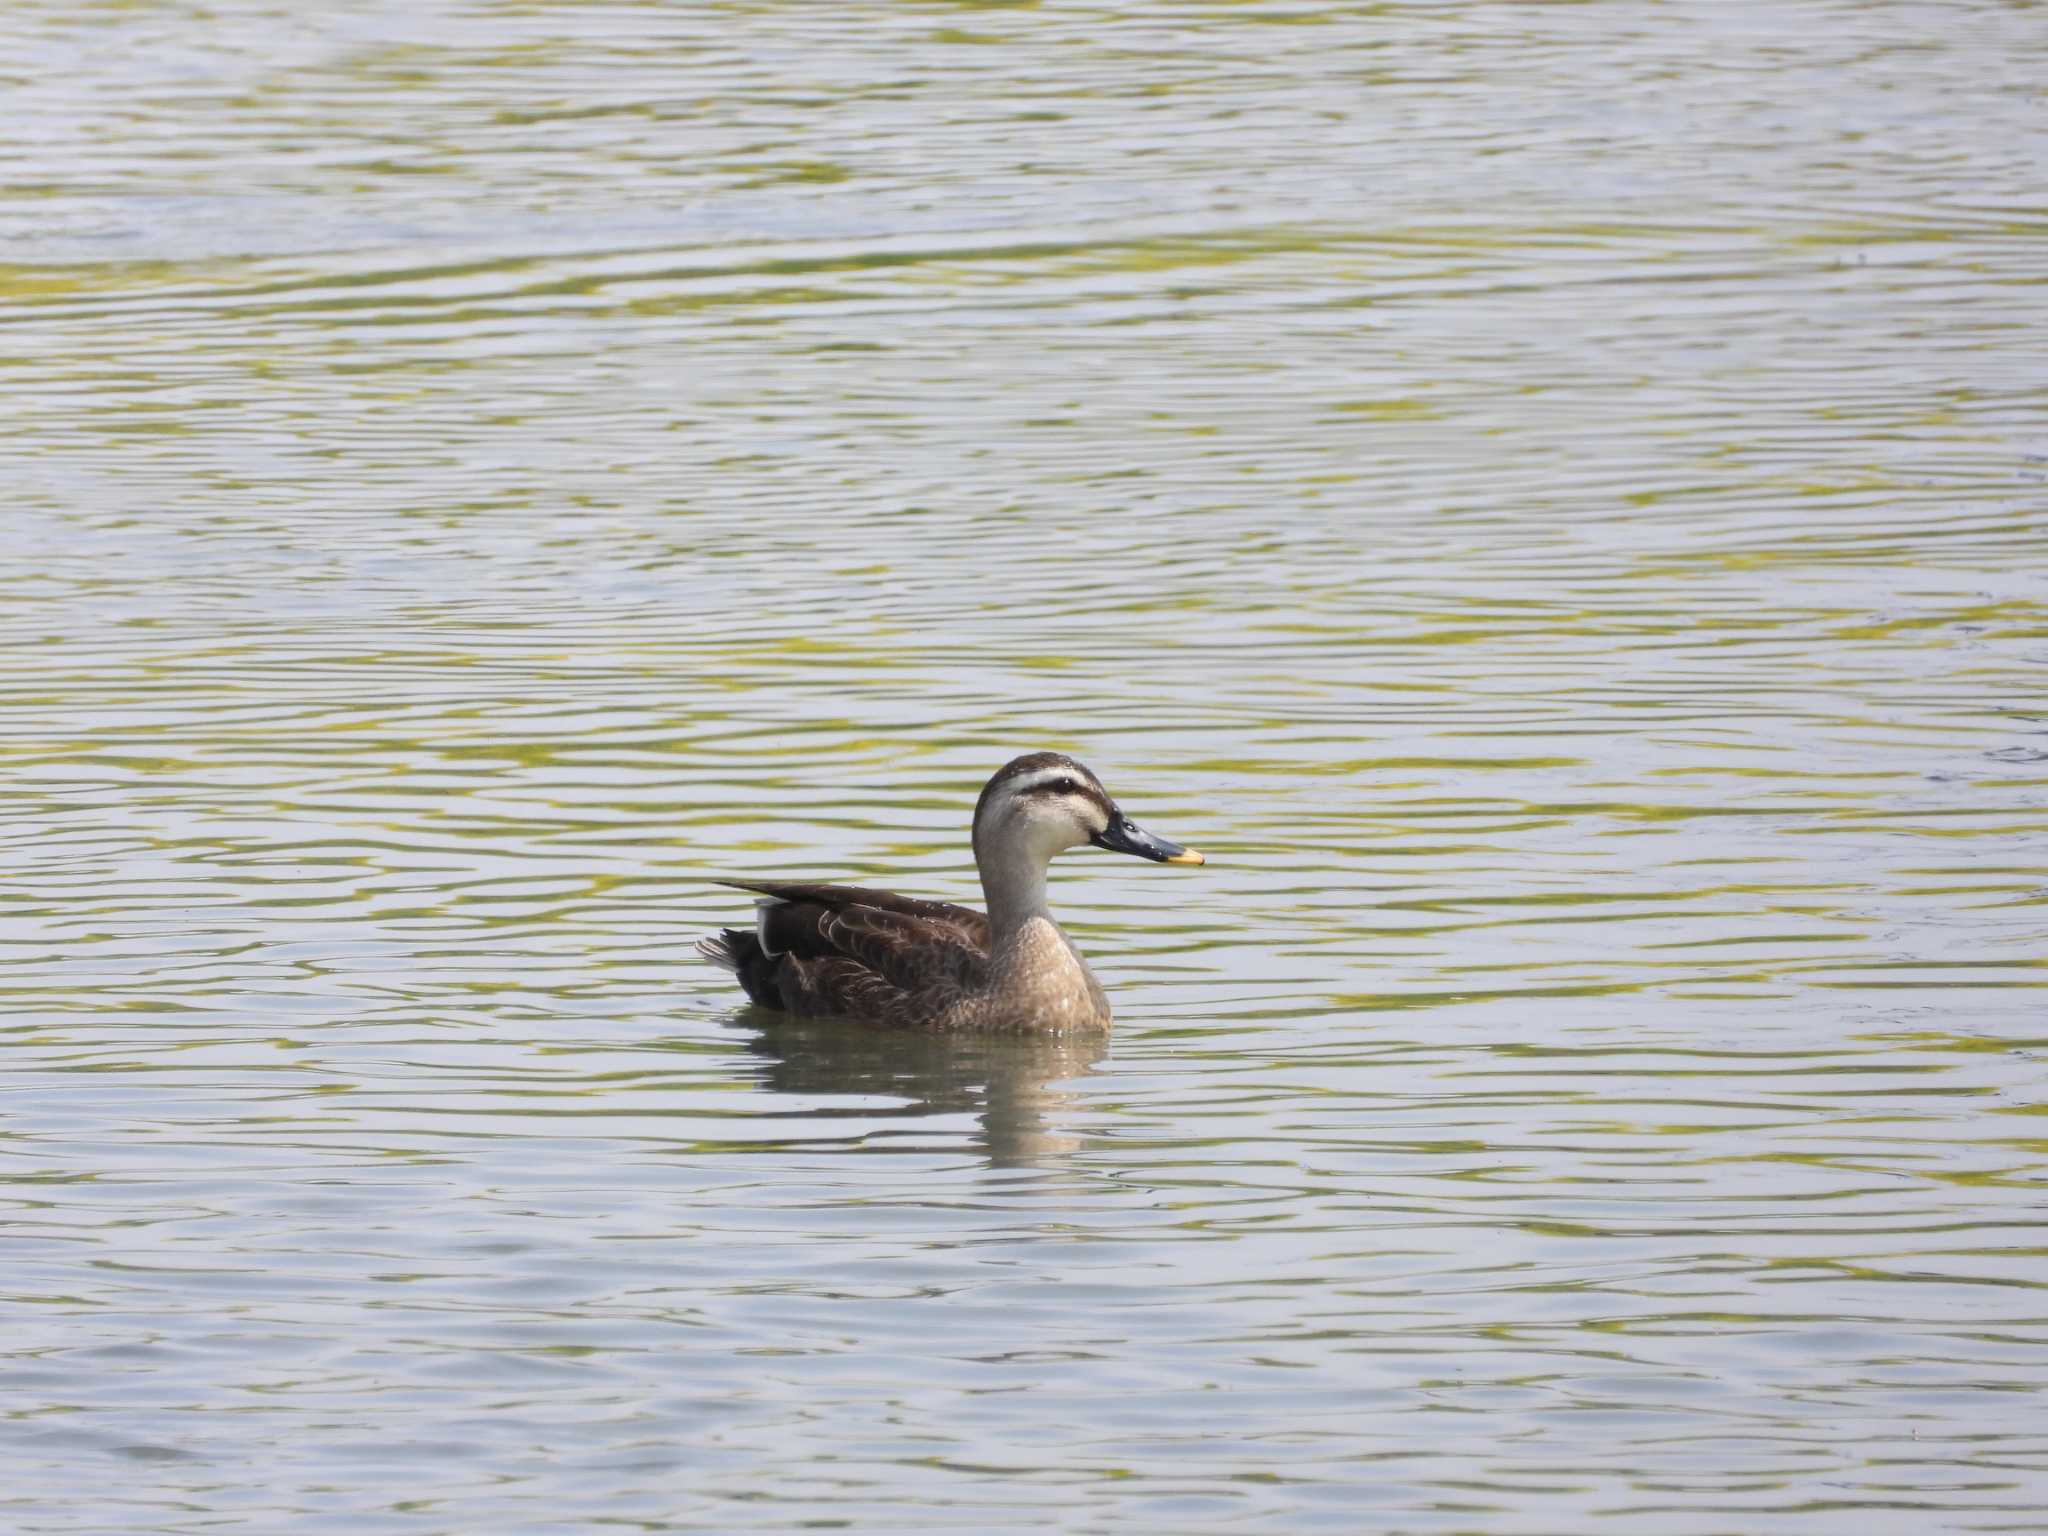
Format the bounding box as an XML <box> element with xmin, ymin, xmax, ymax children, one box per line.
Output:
<box><xmin>4</xmin><ymin>2</ymin><xmax>2047</xmax><ymax>1531</ymax></box>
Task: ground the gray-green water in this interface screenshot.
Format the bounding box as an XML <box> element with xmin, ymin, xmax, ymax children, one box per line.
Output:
<box><xmin>5</xmin><ymin>3</ymin><xmax>2048</xmax><ymax>1531</ymax></box>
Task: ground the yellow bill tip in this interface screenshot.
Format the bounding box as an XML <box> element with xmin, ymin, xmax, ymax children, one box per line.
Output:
<box><xmin>1165</xmin><ymin>848</ymin><xmax>1206</xmax><ymax>866</ymax></box>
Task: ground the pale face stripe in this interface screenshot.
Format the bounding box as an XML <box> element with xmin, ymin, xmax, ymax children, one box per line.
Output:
<box><xmin>990</xmin><ymin>767</ymin><xmax>1114</xmax><ymax>835</ymax></box>
<box><xmin>1003</xmin><ymin>766</ymin><xmax>1083</xmax><ymax>796</ymax></box>
<box><xmin>972</xmin><ymin>753</ymin><xmax>1115</xmax><ymax>837</ymax></box>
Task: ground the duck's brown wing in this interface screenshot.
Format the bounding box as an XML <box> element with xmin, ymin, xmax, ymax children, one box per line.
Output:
<box><xmin>705</xmin><ymin>880</ymin><xmax>991</xmax><ymax>1023</ymax></box>
<box><xmin>718</xmin><ymin>881</ymin><xmax>991</xmax><ymax>953</ymax></box>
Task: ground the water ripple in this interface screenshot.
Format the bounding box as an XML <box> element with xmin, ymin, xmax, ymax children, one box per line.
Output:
<box><xmin>4</xmin><ymin>1</ymin><xmax>2047</xmax><ymax>1531</ymax></box>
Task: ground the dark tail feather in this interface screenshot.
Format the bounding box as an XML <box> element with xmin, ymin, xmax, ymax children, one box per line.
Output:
<box><xmin>695</xmin><ymin>929</ymin><xmax>749</xmax><ymax>972</ymax></box>
<box><xmin>696</xmin><ymin>927</ymin><xmax>785</xmax><ymax>1009</ymax></box>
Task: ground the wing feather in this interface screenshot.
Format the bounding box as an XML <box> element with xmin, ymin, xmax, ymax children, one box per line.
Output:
<box><xmin>717</xmin><ymin>880</ymin><xmax>990</xmax><ymax>951</ymax></box>
<box><xmin>709</xmin><ymin>879</ymin><xmax>990</xmax><ymax>1023</ymax></box>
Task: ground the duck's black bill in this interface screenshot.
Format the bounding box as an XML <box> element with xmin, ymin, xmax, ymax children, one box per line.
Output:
<box><xmin>1092</xmin><ymin>812</ymin><xmax>1205</xmax><ymax>866</ymax></box>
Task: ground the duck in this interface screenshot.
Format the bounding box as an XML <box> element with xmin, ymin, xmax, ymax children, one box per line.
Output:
<box><xmin>695</xmin><ymin>751</ymin><xmax>1204</xmax><ymax>1031</ymax></box>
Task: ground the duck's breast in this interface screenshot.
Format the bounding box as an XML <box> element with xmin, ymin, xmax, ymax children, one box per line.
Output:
<box><xmin>968</xmin><ymin>916</ymin><xmax>1110</xmax><ymax>1032</ymax></box>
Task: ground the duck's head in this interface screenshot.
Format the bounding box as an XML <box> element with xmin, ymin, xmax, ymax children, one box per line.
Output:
<box><xmin>972</xmin><ymin>751</ymin><xmax>1205</xmax><ymax>870</ymax></box>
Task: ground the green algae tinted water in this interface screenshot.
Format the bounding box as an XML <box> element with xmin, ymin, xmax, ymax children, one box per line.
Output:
<box><xmin>3</xmin><ymin>3</ymin><xmax>2046</xmax><ymax>1531</ymax></box>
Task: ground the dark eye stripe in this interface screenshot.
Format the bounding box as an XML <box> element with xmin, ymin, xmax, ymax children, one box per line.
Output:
<box><xmin>1024</xmin><ymin>776</ymin><xmax>1090</xmax><ymax>800</ymax></box>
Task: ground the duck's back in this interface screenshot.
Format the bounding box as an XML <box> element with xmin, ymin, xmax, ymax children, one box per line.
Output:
<box><xmin>698</xmin><ymin>880</ymin><xmax>994</xmax><ymax>1029</ymax></box>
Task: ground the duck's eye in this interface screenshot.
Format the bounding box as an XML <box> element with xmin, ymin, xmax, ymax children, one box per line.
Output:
<box><xmin>1051</xmin><ymin>777</ymin><xmax>1078</xmax><ymax>795</ymax></box>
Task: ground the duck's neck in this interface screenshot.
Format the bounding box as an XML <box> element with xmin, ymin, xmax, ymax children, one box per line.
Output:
<box><xmin>976</xmin><ymin>828</ymin><xmax>1054</xmax><ymax>946</ymax></box>
<box><xmin>975</xmin><ymin>829</ymin><xmax>1107</xmax><ymax>1022</ymax></box>
<box><xmin>979</xmin><ymin>852</ymin><xmax>1050</xmax><ymax>944</ymax></box>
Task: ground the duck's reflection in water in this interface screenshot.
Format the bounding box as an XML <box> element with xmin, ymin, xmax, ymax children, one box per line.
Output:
<box><xmin>739</xmin><ymin>1016</ymin><xmax>1107</xmax><ymax>1168</ymax></box>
